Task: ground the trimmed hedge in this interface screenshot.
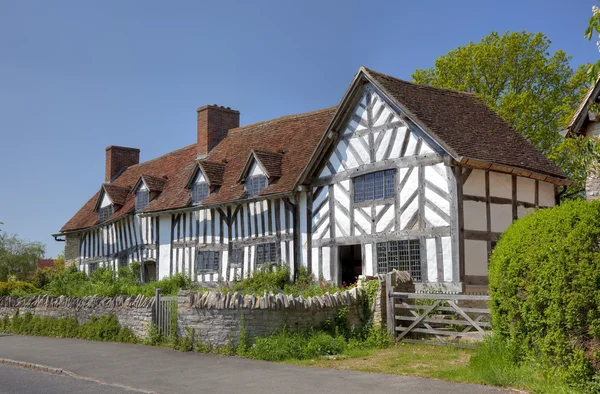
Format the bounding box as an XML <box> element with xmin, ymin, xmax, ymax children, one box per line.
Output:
<box><xmin>489</xmin><ymin>200</ymin><xmax>600</xmax><ymax>383</ymax></box>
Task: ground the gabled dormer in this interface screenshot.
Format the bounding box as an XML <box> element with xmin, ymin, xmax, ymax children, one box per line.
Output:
<box><xmin>131</xmin><ymin>175</ymin><xmax>166</xmax><ymax>212</ymax></box>
<box><xmin>239</xmin><ymin>150</ymin><xmax>282</xmax><ymax>198</ymax></box>
<box><xmin>186</xmin><ymin>161</ymin><xmax>225</xmax><ymax>205</ymax></box>
<box><xmin>93</xmin><ymin>184</ymin><xmax>130</xmax><ymax>223</ymax></box>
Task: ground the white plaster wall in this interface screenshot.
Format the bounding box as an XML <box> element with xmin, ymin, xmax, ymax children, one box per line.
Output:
<box><xmin>538</xmin><ymin>181</ymin><xmax>555</xmax><ymax>207</ymax></box>
<box><xmin>517</xmin><ymin>205</ymin><xmax>535</xmax><ymax>218</ymax></box>
<box><xmin>442</xmin><ymin>236</ymin><xmax>452</xmax><ymax>282</ymax></box>
<box><xmin>389</xmin><ymin>126</ymin><xmax>407</xmax><ymax>159</ymax></box>
<box><xmin>249</xmin><ymin>162</ymin><xmax>266</xmax><ymax>177</ymax></box>
<box><xmin>517</xmin><ymin>177</ymin><xmax>535</xmax><ymax>204</ymax></box>
<box><xmin>375</xmin><ymin>204</ymin><xmax>395</xmax><ymax>232</ymax></box>
<box><xmin>158</xmin><ymin>215</ymin><xmax>171</xmax><ymax>279</ymax></box>
<box><xmin>399</xmin><ymin>168</ymin><xmax>418</xmax><ymax>229</ymax></box>
<box><xmin>299</xmin><ymin>192</ymin><xmax>308</xmax><ymax>268</ymax></box>
<box><xmin>195</xmin><ymin>171</ymin><xmax>206</xmax><ymax>184</ymax></box>
<box><xmin>426</xmin><ymin>238</ymin><xmax>437</xmax><ymax>282</ymax></box>
<box><xmin>463</xmin><ymin>169</ymin><xmax>485</xmax><ymax>197</ymax></box>
<box><xmin>311</xmin><ymin>248</ymin><xmax>319</xmax><ymax>277</ymax></box>
<box><xmin>463</xmin><ymin>201</ymin><xmax>487</xmax><ymax>231</ymax></box>
<box><xmin>489</xmin><ymin>172</ymin><xmax>511</xmax><ymax>199</ymax></box>
<box><xmin>354</xmin><ymin>208</ymin><xmax>371</xmax><ymax>235</ymax></box>
<box><xmin>491</xmin><ymin>204</ymin><xmax>513</xmax><ymax>233</ymax></box>
<box><xmin>465</xmin><ymin>240</ymin><xmax>488</xmax><ymax>276</ymax></box>
<box><xmin>322</xmin><ymin>247</ymin><xmax>331</xmax><ymax>281</ymax></box>
<box><xmin>100</xmin><ymin>193</ymin><xmax>112</xmax><ymax>208</ymax></box>
<box><xmin>364</xmin><ymin>243</ymin><xmax>373</xmax><ymax>276</ymax></box>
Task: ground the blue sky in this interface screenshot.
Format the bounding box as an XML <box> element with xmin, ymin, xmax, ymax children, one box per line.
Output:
<box><xmin>0</xmin><ymin>0</ymin><xmax>597</xmax><ymax>258</ymax></box>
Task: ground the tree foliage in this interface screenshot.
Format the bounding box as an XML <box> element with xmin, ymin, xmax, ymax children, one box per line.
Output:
<box><xmin>412</xmin><ymin>31</ymin><xmax>595</xmax><ymax>198</ymax></box>
<box><xmin>0</xmin><ymin>232</ymin><xmax>45</xmax><ymax>281</ymax></box>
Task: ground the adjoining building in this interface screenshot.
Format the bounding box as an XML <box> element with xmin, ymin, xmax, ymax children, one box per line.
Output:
<box><xmin>55</xmin><ymin>67</ymin><xmax>570</xmax><ymax>293</ymax></box>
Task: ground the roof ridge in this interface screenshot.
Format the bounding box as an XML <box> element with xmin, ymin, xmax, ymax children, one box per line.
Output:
<box><xmin>362</xmin><ymin>66</ymin><xmax>478</xmax><ymax>98</ymax></box>
<box><xmin>229</xmin><ymin>106</ymin><xmax>337</xmax><ymax>133</ymax></box>
<box><xmin>125</xmin><ymin>143</ymin><xmax>196</xmax><ymax>169</ymax></box>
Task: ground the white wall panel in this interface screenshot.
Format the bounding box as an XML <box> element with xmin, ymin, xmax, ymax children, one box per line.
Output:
<box><xmin>489</xmin><ymin>172</ymin><xmax>512</xmax><ymax>199</ymax></box>
<box><xmin>463</xmin><ymin>201</ymin><xmax>487</xmax><ymax>231</ymax></box>
<box><xmin>463</xmin><ymin>169</ymin><xmax>485</xmax><ymax>197</ymax></box>
<box><xmin>538</xmin><ymin>181</ymin><xmax>555</xmax><ymax>207</ymax></box>
<box><xmin>442</xmin><ymin>236</ymin><xmax>452</xmax><ymax>282</ymax></box>
<box><xmin>426</xmin><ymin>238</ymin><xmax>438</xmax><ymax>282</ymax></box>
<box><xmin>491</xmin><ymin>204</ymin><xmax>512</xmax><ymax>233</ymax></box>
<box><xmin>465</xmin><ymin>240</ymin><xmax>488</xmax><ymax>276</ymax></box>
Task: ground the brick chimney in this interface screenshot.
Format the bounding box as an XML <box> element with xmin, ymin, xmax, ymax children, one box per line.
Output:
<box><xmin>197</xmin><ymin>105</ymin><xmax>240</xmax><ymax>159</ymax></box>
<box><xmin>105</xmin><ymin>146</ymin><xmax>140</xmax><ymax>182</ymax></box>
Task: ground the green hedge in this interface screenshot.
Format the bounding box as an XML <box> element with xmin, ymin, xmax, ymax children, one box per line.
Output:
<box><xmin>489</xmin><ymin>199</ymin><xmax>600</xmax><ymax>383</ymax></box>
<box><xmin>0</xmin><ymin>281</ymin><xmax>40</xmax><ymax>296</ymax></box>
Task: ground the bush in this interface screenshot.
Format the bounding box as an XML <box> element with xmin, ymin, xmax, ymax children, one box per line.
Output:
<box><xmin>0</xmin><ymin>281</ymin><xmax>40</xmax><ymax>296</ymax></box>
<box><xmin>489</xmin><ymin>200</ymin><xmax>600</xmax><ymax>384</ymax></box>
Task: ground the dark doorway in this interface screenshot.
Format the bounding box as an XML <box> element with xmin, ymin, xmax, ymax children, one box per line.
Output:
<box><xmin>143</xmin><ymin>261</ymin><xmax>157</xmax><ymax>283</ymax></box>
<box><xmin>339</xmin><ymin>244</ymin><xmax>362</xmax><ymax>285</ymax></box>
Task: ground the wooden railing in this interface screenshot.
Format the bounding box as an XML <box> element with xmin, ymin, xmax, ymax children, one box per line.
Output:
<box><xmin>386</xmin><ymin>275</ymin><xmax>491</xmax><ymax>348</ymax></box>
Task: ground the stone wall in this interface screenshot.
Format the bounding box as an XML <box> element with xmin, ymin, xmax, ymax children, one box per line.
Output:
<box><xmin>177</xmin><ymin>287</ymin><xmax>365</xmax><ymax>346</ymax></box>
<box><xmin>0</xmin><ymin>295</ymin><xmax>154</xmax><ymax>338</ymax></box>
<box><xmin>64</xmin><ymin>233</ymin><xmax>81</xmax><ymax>268</ymax></box>
<box><xmin>587</xmin><ymin>172</ymin><xmax>600</xmax><ymax>201</ymax></box>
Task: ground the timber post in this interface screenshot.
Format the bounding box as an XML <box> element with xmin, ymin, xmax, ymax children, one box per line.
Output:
<box><xmin>385</xmin><ymin>273</ymin><xmax>395</xmax><ymax>337</ymax></box>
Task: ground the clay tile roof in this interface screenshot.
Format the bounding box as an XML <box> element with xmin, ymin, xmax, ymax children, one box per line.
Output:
<box><xmin>60</xmin><ymin>107</ymin><xmax>336</xmax><ymax>232</ymax></box>
<box><xmin>102</xmin><ymin>184</ymin><xmax>130</xmax><ymax>206</ymax></box>
<box><xmin>198</xmin><ymin>161</ymin><xmax>226</xmax><ymax>186</ymax></box>
<box><xmin>140</xmin><ymin>175</ymin><xmax>167</xmax><ymax>192</ymax></box>
<box><xmin>253</xmin><ymin>150</ymin><xmax>283</xmax><ymax>178</ymax></box>
<box><xmin>363</xmin><ymin>67</ymin><xmax>567</xmax><ymax>180</ymax></box>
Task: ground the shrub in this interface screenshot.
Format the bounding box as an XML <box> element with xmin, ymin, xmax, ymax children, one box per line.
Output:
<box><xmin>0</xmin><ymin>281</ymin><xmax>40</xmax><ymax>296</ymax></box>
<box><xmin>489</xmin><ymin>200</ymin><xmax>600</xmax><ymax>384</ymax></box>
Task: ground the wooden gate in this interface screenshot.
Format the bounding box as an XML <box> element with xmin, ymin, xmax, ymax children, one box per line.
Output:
<box><xmin>155</xmin><ymin>289</ymin><xmax>177</xmax><ymax>338</ymax></box>
<box><xmin>386</xmin><ymin>275</ymin><xmax>491</xmax><ymax>348</ymax></box>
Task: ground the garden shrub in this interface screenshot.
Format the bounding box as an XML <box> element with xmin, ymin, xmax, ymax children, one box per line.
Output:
<box><xmin>489</xmin><ymin>199</ymin><xmax>600</xmax><ymax>384</ymax></box>
<box><xmin>0</xmin><ymin>281</ymin><xmax>40</xmax><ymax>296</ymax></box>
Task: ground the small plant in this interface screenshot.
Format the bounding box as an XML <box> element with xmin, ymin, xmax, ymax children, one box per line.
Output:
<box><xmin>237</xmin><ymin>315</ymin><xmax>251</xmax><ymax>356</ymax></box>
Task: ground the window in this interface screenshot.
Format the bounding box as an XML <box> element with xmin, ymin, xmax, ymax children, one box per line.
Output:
<box><xmin>246</xmin><ymin>176</ymin><xmax>267</xmax><ymax>198</ymax></box>
<box><xmin>230</xmin><ymin>247</ymin><xmax>243</xmax><ymax>267</ymax></box>
<box><xmin>353</xmin><ymin>170</ymin><xmax>395</xmax><ymax>203</ymax></box>
<box><xmin>191</xmin><ymin>182</ymin><xmax>209</xmax><ymax>205</ymax></box>
<box><xmin>256</xmin><ymin>242</ymin><xmax>278</xmax><ymax>266</ymax></box>
<box><xmin>88</xmin><ymin>262</ymin><xmax>98</xmax><ymax>273</ymax></box>
<box><xmin>98</xmin><ymin>205</ymin><xmax>114</xmax><ymax>222</ymax></box>
<box><xmin>197</xmin><ymin>251</ymin><xmax>219</xmax><ymax>272</ymax></box>
<box><xmin>135</xmin><ymin>190</ymin><xmax>149</xmax><ymax>212</ymax></box>
<box><xmin>118</xmin><ymin>253</ymin><xmax>128</xmax><ymax>268</ymax></box>
<box><xmin>376</xmin><ymin>239</ymin><xmax>422</xmax><ymax>281</ymax></box>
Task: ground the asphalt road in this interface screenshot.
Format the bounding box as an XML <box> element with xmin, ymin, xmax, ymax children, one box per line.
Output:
<box><xmin>0</xmin><ymin>364</ymin><xmax>138</xmax><ymax>394</ymax></box>
<box><xmin>0</xmin><ymin>335</ymin><xmax>507</xmax><ymax>394</ymax></box>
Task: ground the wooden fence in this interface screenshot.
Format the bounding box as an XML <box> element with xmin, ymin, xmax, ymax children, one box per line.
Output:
<box><xmin>385</xmin><ymin>274</ymin><xmax>491</xmax><ymax>348</ymax></box>
<box><xmin>155</xmin><ymin>289</ymin><xmax>177</xmax><ymax>338</ymax></box>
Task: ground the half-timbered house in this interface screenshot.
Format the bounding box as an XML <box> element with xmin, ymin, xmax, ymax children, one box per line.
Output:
<box><xmin>56</xmin><ymin>67</ymin><xmax>571</xmax><ymax>292</ymax></box>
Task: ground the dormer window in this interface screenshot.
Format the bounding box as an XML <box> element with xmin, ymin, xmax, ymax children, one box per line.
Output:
<box><xmin>246</xmin><ymin>176</ymin><xmax>267</xmax><ymax>197</ymax></box>
<box><xmin>135</xmin><ymin>189</ymin><xmax>149</xmax><ymax>212</ymax></box>
<box><xmin>192</xmin><ymin>182</ymin><xmax>209</xmax><ymax>205</ymax></box>
<box><xmin>99</xmin><ymin>205</ymin><xmax>113</xmax><ymax>222</ymax></box>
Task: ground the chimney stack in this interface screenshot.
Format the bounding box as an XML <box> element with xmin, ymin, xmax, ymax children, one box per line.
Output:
<box><xmin>105</xmin><ymin>146</ymin><xmax>140</xmax><ymax>182</ymax></box>
<box><xmin>197</xmin><ymin>105</ymin><xmax>239</xmax><ymax>159</ymax></box>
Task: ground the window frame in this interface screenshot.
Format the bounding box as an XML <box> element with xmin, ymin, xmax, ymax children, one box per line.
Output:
<box><xmin>352</xmin><ymin>169</ymin><xmax>396</xmax><ymax>206</ymax></box>
<box><xmin>230</xmin><ymin>246</ymin><xmax>244</xmax><ymax>268</ymax></box>
<box><xmin>376</xmin><ymin>239</ymin><xmax>422</xmax><ymax>282</ymax></box>
<box><xmin>197</xmin><ymin>250</ymin><xmax>220</xmax><ymax>273</ymax></box>
<box><xmin>135</xmin><ymin>189</ymin><xmax>150</xmax><ymax>212</ymax></box>
<box><xmin>255</xmin><ymin>242</ymin><xmax>279</xmax><ymax>267</ymax></box>
<box><xmin>98</xmin><ymin>205</ymin><xmax>114</xmax><ymax>223</ymax></box>
<box><xmin>191</xmin><ymin>182</ymin><xmax>210</xmax><ymax>205</ymax></box>
<box><xmin>245</xmin><ymin>175</ymin><xmax>268</xmax><ymax>198</ymax></box>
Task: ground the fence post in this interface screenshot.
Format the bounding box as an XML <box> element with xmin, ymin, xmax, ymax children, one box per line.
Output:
<box><xmin>385</xmin><ymin>273</ymin><xmax>395</xmax><ymax>337</ymax></box>
<box><xmin>155</xmin><ymin>288</ymin><xmax>161</xmax><ymax>329</ymax></box>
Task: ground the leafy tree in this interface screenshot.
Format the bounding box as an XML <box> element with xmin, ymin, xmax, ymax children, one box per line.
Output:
<box><xmin>585</xmin><ymin>2</ymin><xmax>600</xmax><ymax>78</ymax></box>
<box><xmin>412</xmin><ymin>31</ymin><xmax>596</xmax><ymax>198</ymax></box>
<box><xmin>0</xmin><ymin>232</ymin><xmax>45</xmax><ymax>281</ymax></box>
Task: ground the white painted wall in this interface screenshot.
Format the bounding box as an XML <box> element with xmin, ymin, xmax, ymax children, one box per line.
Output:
<box><xmin>463</xmin><ymin>170</ymin><xmax>485</xmax><ymax>197</ymax></box>
<box><xmin>158</xmin><ymin>215</ymin><xmax>171</xmax><ymax>279</ymax></box>
<box><xmin>100</xmin><ymin>193</ymin><xmax>113</xmax><ymax>208</ymax></box>
<box><xmin>464</xmin><ymin>239</ymin><xmax>488</xmax><ymax>276</ymax></box>
<box><xmin>538</xmin><ymin>181</ymin><xmax>555</xmax><ymax>207</ymax></box>
<box><xmin>249</xmin><ymin>161</ymin><xmax>266</xmax><ymax>177</ymax></box>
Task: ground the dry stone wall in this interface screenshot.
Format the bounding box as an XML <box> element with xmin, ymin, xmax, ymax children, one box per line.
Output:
<box><xmin>0</xmin><ymin>295</ymin><xmax>154</xmax><ymax>338</ymax></box>
<box><xmin>178</xmin><ymin>287</ymin><xmax>365</xmax><ymax>346</ymax></box>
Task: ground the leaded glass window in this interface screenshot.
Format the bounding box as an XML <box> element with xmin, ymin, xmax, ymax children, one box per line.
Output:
<box><xmin>192</xmin><ymin>182</ymin><xmax>209</xmax><ymax>205</ymax></box>
<box><xmin>256</xmin><ymin>242</ymin><xmax>278</xmax><ymax>266</ymax></box>
<box><xmin>118</xmin><ymin>253</ymin><xmax>128</xmax><ymax>268</ymax></box>
<box><xmin>135</xmin><ymin>190</ymin><xmax>149</xmax><ymax>212</ymax></box>
<box><xmin>230</xmin><ymin>247</ymin><xmax>243</xmax><ymax>267</ymax></box>
<box><xmin>88</xmin><ymin>262</ymin><xmax>98</xmax><ymax>273</ymax></box>
<box><xmin>246</xmin><ymin>176</ymin><xmax>267</xmax><ymax>197</ymax></box>
<box><xmin>98</xmin><ymin>205</ymin><xmax>114</xmax><ymax>222</ymax></box>
<box><xmin>376</xmin><ymin>239</ymin><xmax>421</xmax><ymax>281</ymax></box>
<box><xmin>197</xmin><ymin>251</ymin><xmax>220</xmax><ymax>272</ymax></box>
<box><xmin>353</xmin><ymin>170</ymin><xmax>395</xmax><ymax>203</ymax></box>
